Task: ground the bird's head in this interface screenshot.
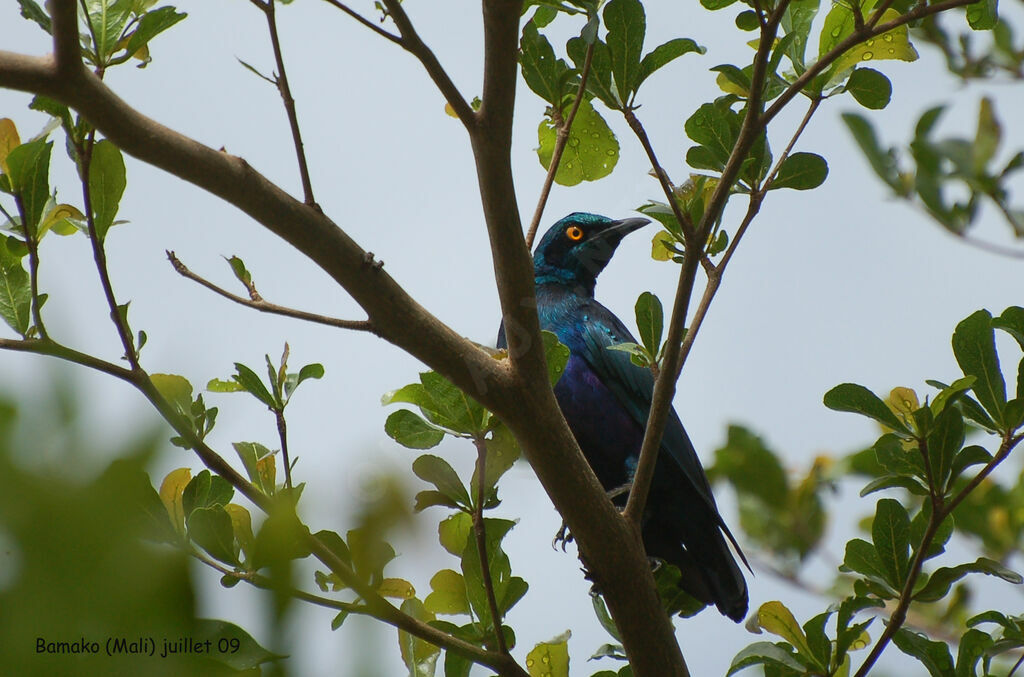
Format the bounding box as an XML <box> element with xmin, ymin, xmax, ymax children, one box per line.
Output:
<box><xmin>533</xmin><ymin>212</ymin><xmax>651</xmax><ymax>294</ymax></box>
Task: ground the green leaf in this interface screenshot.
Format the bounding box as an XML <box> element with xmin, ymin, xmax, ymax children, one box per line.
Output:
<box><xmin>386</xmin><ymin>410</ymin><xmax>445</xmax><ymax>450</ymax></box>
<box><xmin>846</xmin><ymin>68</ymin><xmax>892</xmax><ymax>109</ymax></box>
<box><xmin>226</xmin><ymin>255</ymin><xmax>252</xmax><ymax>287</ymax></box>
<box><xmin>123</xmin><ymin>6</ymin><xmax>187</xmax><ymax>56</ymax></box>
<box><xmin>591</xmin><ymin>593</ymin><xmax>622</xmax><ymax>642</ymax></box>
<box><xmin>993</xmin><ymin>306</ymin><xmax>1024</xmax><ymax>351</ymax></box>
<box><xmin>286</xmin><ymin>362</ymin><xmax>324</xmax><ymax>399</ymax></box>
<box><xmin>460</xmin><ymin>518</ymin><xmax>517</xmax><ymax>627</ymax></box>
<box><xmin>5</xmin><ymin>140</ymin><xmax>52</xmax><ymax>235</ymax></box>
<box><xmin>424</xmin><ymin>569</ymin><xmax>470</xmax><ymax>615</ymax></box>
<box><xmin>952</xmin><ymin>310</ymin><xmax>1006</xmax><ymax>427</ymax></box>
<box><xmin>182</xmin><ymin>469</ymin><xmax>234</xmax><ymax>515</ymax></box>
<box><xmin>824</xmin><ymin>383</ymin><xmax>910</xmax><ymax>433</ymax></box>
<box><xmin>685</xmin><ymin>102</ymin><xmax>740</xmax><ymax>170</ymax></box>
<box><xmin>520</xmin><ymin>22</ymin><xmax>573</xmax><ymax>107</ymax></box>
<box><xmin>635</xmin><ymin>38</ymin><xmax>704</xmax><ymax>90</ymax></box>
<box><xmin>232</xmin><ymin>362</ymin><xmax>277</xmax><ymax>408</ymax></box>
<box><xmin>700</xmin><ymin>0</ymin><xmax>739</xmax><ymax>9</ymax></box>
<box><xmin>949</xmin><ymin>445</ymin><xmax>991</xmax><ymax>482</ymax></box>
<box><xmin>17</xmin><ymin>0</ymin><xmax>51</xmax><ymax>34</ymax></box>
<box><xmin>151</xmin><ymin>373</ymin><xmax>194</xmax><ymax>417</ymax></box>
<box><xmin>634</xmin><ymin>291</ymin><xmax>663</xmax><ymax>359</ymax></box>
<box><xmin>841</xmin><ymin>113</ymin><xmax>903</xmax><ymax>193</ymax></box>
<box><xmin>537</xmin><ymin>98</ymin><xmax>619</xmax><ymax>186</ymax></box>
<box><xmin>966</xmin><ymin>0</ymin><xmax>998</xmax><ymax>30</ymax></box>
<box><xmin>232</xmin><ymin>441</ymin><xmax>275</xmax><ymax>492</ymax></box>
<box><xmin>872</xmin><ymin>498</ymin><xmax>910</xmax><ymax>588</ymax></box>
<box><xmin>780</xmin><ymin>0</ymin><xmax>820</xmax><ymax>72</ymax></box>
<box><xmin>914</xmin><ymin>558</ymin><xmax>1022</xmax><ymax>602</ymax></box>
<box><xmin>821</xmin><ymin>7</ymin><xmax>918</xmax><ymax>84</ymax></box>
<box><xmin>892</xmin><ymin>628</ymin><xmax>954</xmax><ymax>677</ymax></box>
<box><xmin>770</xmin><ymin>152</ymin><xmax>828</xmax><ymax>190</ymax></box>
<box><xmin>207</xmin><ymin>378</ymin><xmax>245</xmax><ymax>393</ymax></box>
<box><xmin>603</xmin><ymin>0</ymin><xmax>646</xmax><ymax>103</ymax></box>
<box><xmin>346</xmin><ymin>527</ymin><xmax>395</xmax><ymax>584</ymax></box>
<box><xmin>727</xmin><ymin>641</ymin><xmax>805</xmax><ymax>676</ymax></box>
<box><xmin>0</xmin><ymin>239</ymin><xmax>31</xmax><ymax>335</ymax></box>
<box><xmin>193</xmin><ymin>619</ymin><xmax>285</xmax><ymax>670</ymax></box>
<box><xmin>955</xmin><ymin>629</ymin><xmax>993</xmax><ymax>677</ymax></box>
<box><xmin>926</xmin><ymin>405</ymin><xmax>964</xmax><ymax>491</ymax></box>
<box><xmin>187</xmin><ymin>505</ymin><xmax>237</xmax><ymax>565</ymax></box>
<box><xmin>414</xmin><ymin>455</ymin><xmax>471</xmax><ymax>510</ymax></box>
<box><xmin>471</xmin><ymin>423</ymin><xmax>521</xmax><ymax>499</ymax></box>
<box><xmin>413</xmin><ymin>490</ymin><xmax>460</xmax><ymax>512</ymax></box>
<box><xmin>542</xmin><ymin>330</ymin><xmax>571</xmax><ymax>385</ymax></box>
<box><xmin>399</xmin><ymin>598</ymin><xmax>440</xmax><ymax>677</ymax></box>
<box><xmin>566</xmin><ymin>37</ymin><xmax>617</xmax><ymax>109</ymax></box>
<box><xmin>841</xmin><ymin>538</ymin><xmax>892</xmax><ymax>590</ymax></box>
<box><xmin>88</xmin><ymin>140</ymin><xmax>126</xmax><ymax>241</ymax></box>
<box><xmin>438</xmin><ymin>512</ymin><xmax>473</xmax><ymax>556</ymax></box>
<box><xmin>859</xmin><ymin>474</ymin><xmax>928</xmax><ymax>497</ymax></box>
<box><xmin>527</xmin><ymin>631</ymin><xmax>570</xmax><ymax>677</ymax></box>
<box><xmin>418</xmin><ymin>371</ymin><xmax>489</xmax><ymax>435</ymax></box>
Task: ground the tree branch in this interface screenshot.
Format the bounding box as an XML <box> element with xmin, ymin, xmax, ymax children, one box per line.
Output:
<box><xmin>254</xmin><ymin>0</ymin><xmax>318</xmax><ymax>207</ymax></box>
<box><xmin>321</xmin><ymin>0</ymin><xmax>403</xmax><ymax>46</ymax></box>
<box><xmin>380</xmin><ymin>0</ymin><xmax>475</xmax><ymax>126</ymax></box>
<box><xmin>525</xmin><ymin>41</ymin><xmax>595</xmax><ymax>250</ymax></box>
<box><xmin>473</xmin><ymin>436</ymin><xmax>509</xmax><ymax>655</ymax></box>
<box><xmin>167</xmin><ymin>251</ymin><xmax>375</xmax><ymax>332</ymax></box>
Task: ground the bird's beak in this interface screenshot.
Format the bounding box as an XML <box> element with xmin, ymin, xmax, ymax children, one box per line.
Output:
<box><xmin>606</xmin><ymin>217</ymin><xmax>651</xmax><ymax>236</ymax></box>
<box><xmin>598</xmin><ymin>217</ymin><xmax>651</xmax><ymax>244</ymax></box>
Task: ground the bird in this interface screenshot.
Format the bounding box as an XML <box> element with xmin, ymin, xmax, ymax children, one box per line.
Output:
<box><xmin>497</xmin><ymin>212</ymin><xmax>748</xmax><ymax>622</ymax></box>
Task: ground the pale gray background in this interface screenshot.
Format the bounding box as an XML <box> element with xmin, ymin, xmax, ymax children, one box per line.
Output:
<box><xmin>1</xmin><ymin>1</ymin><xmax>1022</xmax><ymax>675</ymax></box>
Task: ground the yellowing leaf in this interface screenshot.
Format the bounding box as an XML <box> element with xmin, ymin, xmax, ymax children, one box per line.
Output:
<box><xmin>885</xmin><ymin>386</ymin><xmax>919</xmax><ymax>430</ymax></box>
<box><xmin>256</xmin><ymin>454</ymin><xmax>276</xmax><ymax>495</ymax></box>
<box><xmin>651</xmin><ymin>230</ymin><xmax>675</xmax><ymax>261</ymax></box>
<box><xmin>848</xmin><ymin>629</ymin><xmax>871</xmax><ymax>651</ymax></box>
<box><xmin>526</xmin><ymin>631</ymin><xmax>570</xmax><ymax>677</ymax></box>
<box><xmin>225</xmin><ymin>503</ymin><xmax>254</xmax><ymax>559</ymax></box>
<box><xmin>831</xmin><ymin>10</ymin><xmax>918</xmax><ymax>81</ymax></box>
<box><xmin>716</xmin><ymin>71</ymin><xmax>749</xmax><ymax>97</ymax></box>
<box><xmin>756</xmin><ymin>601</ymin><xmax>816</xmax><ymax>662</ymax></box>
<box><xmin>378</xmin><ymin>577</ymin><xmax>416</xmax><ymax>599</ymax></box>
<box><xmin>0</xmin><ymin>118</ymin><xmax>20</xmax><ymax>174</ymax></box>
<box><xmin>151</xmin><ymin>373</ymin><xmax>193</xmax><ymax>416</ymax></box>
<box><xmin>443</xmin><ymin>102</ymin><xmax>458</xmax><ymax>118</ymax></box>
<box><xmin>160</xmin><ymin>467</ymin><xmax>192</xmax><ymax>536</ymax></box>
<box><xmin>424</xmin><ymin>569</ymin><xmax>470</xmax><ymax>615</ymax></box>
<box><xmin>39</xmin><ymin>203</ymin><xmax>85</xmax><ymax>237</ymax></box>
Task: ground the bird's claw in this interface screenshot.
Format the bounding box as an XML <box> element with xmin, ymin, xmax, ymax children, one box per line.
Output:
<box><xmin>552</xmin><ymin>522</ymin><xmax>574</xmax><ymax>551</ymax></box>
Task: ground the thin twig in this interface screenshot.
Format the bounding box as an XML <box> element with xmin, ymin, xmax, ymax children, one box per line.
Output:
<box><xmin>472</xmin><ymin>435</ymin><xmax>509</xmax><ymax>654</ymax></box>
<box><xmin>321</xmin><ymin>0</ymin><xmax>402</xmax><ymax>45</ymax></box>
<box><xmin>167</xmin><ymin>252</ymin><xmax>375</xmax><ymax>332</ymax></box>
<box><xmin>380</xmin><ymin>0</ymin><xmax>474</xmax><ymax>126</ymax></box>
<box><xmin>525</xmin><ymin>42</ymin><xmax>595</xmax><ymax>250</ymax></box>
<box><xmin>79</xmin><ymin>131</ymin><xmax>140</xmax><ymax>369</ymax></box>
<box><xmin>254</xmin><ymin>0</ymin><xmax>318</xmax><ymax>207</ymax></box>
<box><xmin>14</xmin><ymin>193</ymin><xmax>48</xmax><ymax>339</ymax></box>
<box><xmin>275</xmin><ymin>410</ymin><xmax>293</xmax><ymax>490</ymax></box>
<box><xmin>623</xmin><ymin>109</ymin><xmax>696</xmax><ymax>240</ymax></box>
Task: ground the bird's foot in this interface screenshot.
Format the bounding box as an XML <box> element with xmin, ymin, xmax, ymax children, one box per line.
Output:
<box><xmin>607</xmin><ymin>481</ymin><xmax>632</xmax><ymax>503</ymax></box>
<box><xmin>552</xmin><ymin>522</ymin><xmax>574</xmax><ymax>551</ymax></box>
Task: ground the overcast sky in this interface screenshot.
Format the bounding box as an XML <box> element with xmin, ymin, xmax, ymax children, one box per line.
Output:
<box><xmin>2</xmin><ymin>1</ymin><xmax>1023</xmax><ymax>675</ymax></box>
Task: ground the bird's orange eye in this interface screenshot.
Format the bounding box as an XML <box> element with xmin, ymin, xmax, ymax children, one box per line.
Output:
<box><xmin>566</xmin><ymin>225</ymin><xmax>584</xmax><ymax>241</ymax></box>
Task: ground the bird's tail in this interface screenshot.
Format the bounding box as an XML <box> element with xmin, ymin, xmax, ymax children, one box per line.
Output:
<box><xmin>642</xmin><ymin>489</ymin><xmax>749</xmax><ymax>622</ymax></box>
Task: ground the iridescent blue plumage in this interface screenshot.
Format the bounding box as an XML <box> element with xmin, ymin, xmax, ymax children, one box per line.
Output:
<box><xmin>500</xmin><ymin>212</ymin><xmax>748</xmax><ymax>622</ymax></box>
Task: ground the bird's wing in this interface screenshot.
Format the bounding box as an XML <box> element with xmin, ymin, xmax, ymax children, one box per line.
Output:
<box><xmin>576</xmin><ymin>299</ymin><xmax>719</xmax><ymax>509</ymax></box>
